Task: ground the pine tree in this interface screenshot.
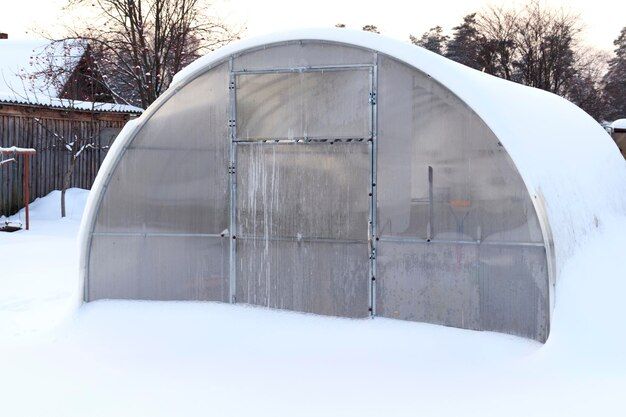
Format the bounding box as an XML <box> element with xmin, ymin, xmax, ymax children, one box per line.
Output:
<box><xmin>362</xmin><ymin>25</ymin><xmax>380</xmax><ymax>34</ymax></box>
<box><xmin>603</xmin><ymin>27</ymin><xmax>626</xmax><ymax>120</ymax></box>
<box><xmin>410</xmin><ymin>26</ymin><xmax>448</xmax><ymax>54</ymax></box>
<box><xmin>445</xmin><ymin>13</ymin><xmax>483</xmax><ymax>69</ymax></box>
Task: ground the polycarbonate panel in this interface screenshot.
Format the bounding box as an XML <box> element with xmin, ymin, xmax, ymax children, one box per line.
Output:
<box><xmin>376</xmin><ymin>241</ymin><xmax>480</xmax><ymax>330</ymax></box>
<box><xmin>235</xmin><ymin>141</ymin><xmax>370</xmax><ymax>317</ymax></box>
<box><xmin>376</xmin><ymin>241</ymin><xmax>548</xmax><ymax>340</ymax></box>
<box><xmin>236</xmin><ymin>69</ymin><xmax>371</xmax><ymax>140</ymax></box>
<box><xmin>376</xmin><ymin>55</ymin><xmax>543</xmax><ymax>243</ymax></box>
<box><xmin>94</xmin><ymin>62</ymin><xmax>229</xmax><ymax>234</ymax></box>
<box><xmin>478</xmin><ymin>244</ymin><xmax>549</xmax><ymax>341</ymax></box>
<box><xmin>233</xmin><ymin>41</ymin><xmax>376</xmax><ymax>71</ymax></box>
<box><xmin>236</xmin><ymin>143</ymin><xmax>370</xmax><ymax>240</ymax></box>
<box><xmin>375</xmin><ymin>54</ymin><xmax>549</xmax><ymax>341</ymax></box>
<box><xmin>88</xmin><ymin>235</ymin><xmax>229</xmax><ymax>302</ymax></box>
<box><xmin>236</xmin><ymin>239</ymin><xmax>369</xmax><ymax>317</ymax></box>
<box><xmin>94</xmin><ymin>148</ymin><xmax>228</xmax><ymax>234</ymax></box>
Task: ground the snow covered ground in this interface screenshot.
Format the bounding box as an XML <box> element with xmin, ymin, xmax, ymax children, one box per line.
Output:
<box><xmin>1</xmin><ymin>189</ymin><xmax>626</xmax><ymax>416</ymax></box>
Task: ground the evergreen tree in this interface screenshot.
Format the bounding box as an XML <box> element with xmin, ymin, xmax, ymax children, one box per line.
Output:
<box><xmin>362</xmin><ymin>25</ymin><xmax>380</xmax><ymax>34</ymax></box>
<box><xmin>445</xmin><ymin>13</ymin><xmax>483</xmax><ymax>69</ymax></box>
<box><xmin>410</xmin><ymin>26</ymin><xmax>448</xmax><ymax>55</ymax></box>
<box><xmin>603</xmin><ymin>27</ymin><xmax>626</xmax><ymax>120</ymax></box>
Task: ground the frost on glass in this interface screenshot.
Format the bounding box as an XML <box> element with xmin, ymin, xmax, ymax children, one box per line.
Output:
<box><xmin>236</xmin><ymin>69</ymin><xmax>371</xmax><ymax>141</ymax></box>
<box><xmin>235</xmin><ymin>143</ymin><xmax>370</xmax><ymax>316</ymax></box>
<box><xmin>237</xmin><ymin>240</ymin><xmax>369</xmax><ymax>317</ymax></box>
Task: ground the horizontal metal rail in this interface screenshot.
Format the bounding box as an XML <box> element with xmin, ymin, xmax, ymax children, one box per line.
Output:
<box><xmin>92</xmin><ymin>232</ymin><xmax>225</xmax><ymax>238</ymax></box>
<box><xmin>237</xmin><ymin>234</ymin><xmax>367</xmax><ymax>245</ymax></box>
<box><xmin>378</xmin><ymin>235</ymin><xmax>545</xmax><ymax>248</ymax></box>
<box><xmin>234</xmin><ymin>137</ymin><xmax>370</xmax><ymax>144</ymax></box>
<box><xmin>232</xmin><ymin>64</ymin><xmax>374</xmax><ymax>75</ymax></box>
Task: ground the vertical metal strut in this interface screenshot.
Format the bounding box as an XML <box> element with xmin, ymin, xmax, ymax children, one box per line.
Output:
<box><xmin>228</xmin><ymin>57</ymin><xmax>237</xmax><ymax>303</ymax></box>
<box><xmin>369</xmin><ymin>56</ymin><xmax>379</xmax><ymax>317</ymax></box>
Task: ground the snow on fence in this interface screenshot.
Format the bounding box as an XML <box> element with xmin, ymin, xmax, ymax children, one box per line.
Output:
<box><xmin>0</xmin><ymin>110</ymin><xmax>128</xmax><ymax>216</ymax></box>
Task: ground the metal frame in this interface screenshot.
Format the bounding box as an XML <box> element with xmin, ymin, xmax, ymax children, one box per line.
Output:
<box><xmin>233</xmin><ymin>65</ymin><xmax>373</xmax><ymax>143</ymax></box>
<box><xmin>228</xmin><ymin>57</ymin><xmax>238</xmax><ymax>303</ymax></box>
<box><xmin>232</xmin><ymin>63</ymin><xmax>374</xmax><ymax>75</ymax></box>
<box><xmin>369</xmin><ymin>57</ymin><xmax>378</xmax><ymax>316</ymax></box>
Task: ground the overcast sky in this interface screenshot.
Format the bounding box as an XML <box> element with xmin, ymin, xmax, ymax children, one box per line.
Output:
<box><xmin>1</xmin><ymin>0</ymin><xmax>624</xmax><ymax>51</ymax></box>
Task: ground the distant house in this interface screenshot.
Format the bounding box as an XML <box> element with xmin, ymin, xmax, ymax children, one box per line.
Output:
<box><xmin>610</xmin><ymin>119</ymin><xmax>626</xmax><ymax>159</ymax></box>
<box><xmin>0</xmin><ymin>33</ymin><xmax>142</xmax><ymax>216</ymax></box>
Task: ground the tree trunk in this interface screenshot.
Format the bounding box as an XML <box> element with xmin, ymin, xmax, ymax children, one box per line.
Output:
<box><xmin>61</xmin><ymin>164</ymin><xmax>74</xmax><ymax>218</ymax></box>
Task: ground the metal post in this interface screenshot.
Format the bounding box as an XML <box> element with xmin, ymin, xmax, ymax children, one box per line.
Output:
<box><xmin>24</xmin><ymin>154</ymin><xmax>30</xmax><ymax>230</ymax></box>
<box><xmin>369</xmin><ymin>57</ymin><xmax>378</xmax><ymax>317</ymax></box>
<box><xmin>228</xmin><ymin>57</ymin><xmax>238</xmax><ymax>303</ymax></box>
<box><xmin>427</xmin><ymin>166</ymin><xmax>434</xmax><ymax>241</ymax></box>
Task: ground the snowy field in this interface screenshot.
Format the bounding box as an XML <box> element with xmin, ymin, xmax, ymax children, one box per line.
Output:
<box><xmin>1</xmin><ymin>189</ymin><xmax>626</xmax><ymax>416</ymax></box>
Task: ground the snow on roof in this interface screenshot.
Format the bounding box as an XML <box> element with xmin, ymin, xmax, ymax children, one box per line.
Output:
<box><xmin>611</xmin><ymin>119</ymin><xmax>626</xmax><ymax>130</ymax></box>
<box><xmin>0</xmin><ymin>39</ymin><xmax>142</xmax><ymax>114</ymax></box>
<box><xmin>82</xmin><ymin>29</ymin><xmax>626</xmax><ymax>290</ymax></box>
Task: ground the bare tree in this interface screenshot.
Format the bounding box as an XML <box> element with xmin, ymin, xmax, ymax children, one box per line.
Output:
<box><xmin>511</xmin><ymin>1</ymin><xmax>580</xmax><ymax>95</ymax></box>
<box><xmin>10</xmin><ymin>83</ymin><xmax>109</xmax><ymax>218</ymax></box>
<box><xmin>476</xmin><ymin>6</ymin><xmax>518</xmax><ymax>80</ymax></box>
<box><xmin>47</xmin><ymin>0</ymin><xmax>240</xmax><ymax>108</ymax></box>
<box><xmin>9</xmin><ymin>42</ymin><xmax>122</xmax><ymax>218</ymax></box>
<box><xmin>35</xmin><ymin>110</ymin><xmax>103</xmax><ymax>218</ymax></box>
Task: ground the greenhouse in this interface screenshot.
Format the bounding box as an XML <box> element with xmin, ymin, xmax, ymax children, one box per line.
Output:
<box><xmin>78</xmin><ymin>29</ymin><xmax>626</xmax><ymax>343</ymax></box>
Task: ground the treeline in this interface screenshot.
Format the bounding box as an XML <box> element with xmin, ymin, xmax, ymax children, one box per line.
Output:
<box><xmin>360</xmin><ymin>2</ymin><xmax>626</xmax><ymax>122</ymax></box>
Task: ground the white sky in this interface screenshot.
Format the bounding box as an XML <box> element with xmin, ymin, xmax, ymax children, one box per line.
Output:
<box><xmin>0</xmin><ymin>0</ymin><xmax>624</xmax><ymax>51</ymax></box>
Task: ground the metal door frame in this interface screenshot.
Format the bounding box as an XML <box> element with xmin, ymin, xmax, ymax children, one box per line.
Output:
<box><xmin>227</xmin><ymin>56</ymin><xmax>379</xmax><ymax>315</ymax></box>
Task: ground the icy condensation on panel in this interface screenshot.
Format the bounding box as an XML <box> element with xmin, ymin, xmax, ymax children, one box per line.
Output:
<box><xmin>236</xmin><ymin>240</ymin><xmax>370</xmax><ymax>317</ymax></box>
<box><xmin>235</xmin><ymin>143</ymin><xmax>370</xmax><ymax>317</ymax></box>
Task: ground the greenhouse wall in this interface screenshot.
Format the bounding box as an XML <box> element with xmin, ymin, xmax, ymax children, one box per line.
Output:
<box><xmin>84</xmin><ymin>40</ymin><xmax>550</xmax><ymax>342</ymax></box>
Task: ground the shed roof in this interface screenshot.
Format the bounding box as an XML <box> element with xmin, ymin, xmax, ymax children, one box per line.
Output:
<box><xmin>611</xmin><ymin>119</ymin><xmax>626</xmax><ymax>130</ymax></box>
<box><xmin>0</xmin><ymin>39</ymin><xmax>142</xmax><ymax>114</ymax></box>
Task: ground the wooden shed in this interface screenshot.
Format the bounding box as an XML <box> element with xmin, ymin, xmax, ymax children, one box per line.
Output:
<box><xmin>610</xmin><ymin>119</ymin><xmax>626</xmax><ymax>159</ymax></box>
<box><xmin>0</xmin><ymin>36</ymin><xmax>141</xmax><ymax>216</ymax></box>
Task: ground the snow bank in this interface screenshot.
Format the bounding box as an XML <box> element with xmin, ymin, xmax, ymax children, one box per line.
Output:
<box><xmin>0</xmin><ymin>188</ymin><xmax>88</xmax><ymax>338</ymax></box>
<box><xmin>1</xmin><ymin>189</ymin><xmax>626</xmax><ymax>416</ymax></box>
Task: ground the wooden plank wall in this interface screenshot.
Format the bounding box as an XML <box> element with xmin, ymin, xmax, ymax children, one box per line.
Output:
<box><xmin>0</xmin><ymin>106</ymin><xmax>131</xmax><ymax>217</ymax></box>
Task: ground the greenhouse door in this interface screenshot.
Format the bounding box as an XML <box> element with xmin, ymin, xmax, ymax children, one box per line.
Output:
<box><xmin>229</xmin><ymin>66</ymin><xmax>376</xmax><ymax>318</ymax></box>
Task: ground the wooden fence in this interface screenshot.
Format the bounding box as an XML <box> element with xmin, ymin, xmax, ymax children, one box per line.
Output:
<box><xmin>0</xmin><ymin>104</ymin><xmax>133</xmax><ymax>217</ymax></box>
